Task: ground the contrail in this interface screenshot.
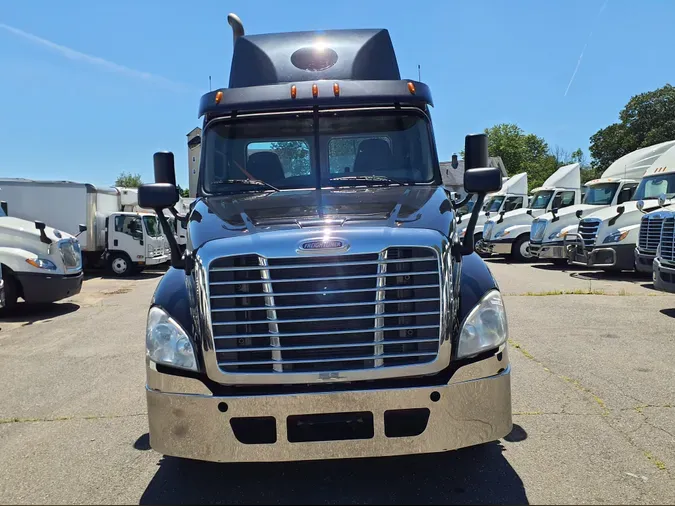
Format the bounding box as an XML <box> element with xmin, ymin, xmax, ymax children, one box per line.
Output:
<box><xmin>564</xmin><ymin>0</ymin><xmax>609</xmax><ymax>97</ymax></box>
<box><xmin>0</xmin><ymin>22</ymin><xmax>189</xmax><ymax>92</ymax></box>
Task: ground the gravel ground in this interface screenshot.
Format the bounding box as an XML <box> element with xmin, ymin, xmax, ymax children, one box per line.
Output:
<box><xmin>0</xmin><ymin>260</ymin><xmax>673</xmax><ymax>504</ymax></box>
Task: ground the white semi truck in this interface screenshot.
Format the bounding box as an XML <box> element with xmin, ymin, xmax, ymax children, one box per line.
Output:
<box><xmin>0</xmin><ymin>179</ymin><xmax>170</xmax><ymax>277</ymax></box>
<box><xmin>528</xmin><ymin>142</ymin><xmax>675</xmax><ymax>264</ymax></box>
<box><xmin>0</xmin><ymin>200</ymin><xmax>83</xmax><ymax>311</ymax></box>
<box><xmin>457</xmin><ymin>172</ymin><xmax>528</xmax><ymax>244</ymax></box>
<box><xmin>478</xmin><ymin>163</ymin><xmax>582</xmax><ymax>262</ymax></box>
<box><xmin>567</xmin><ymin>142</ymin><xmax>675</xmax><ymax>272</ymax></box>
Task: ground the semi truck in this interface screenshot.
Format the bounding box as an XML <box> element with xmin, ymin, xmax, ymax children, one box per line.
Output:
<box><xmin>567</xmin><ymin>142</ymin><xmax>675</xmax><ymax>272</ymax></box>
<box><xmin>457</xmin><ymin>172</ymin><xmax>528</xmax><ymax>245</ymax></box>
<box><xmin>0</xmin><ymin>179</ymin><xmax>170</xmax><ymax>277</ymax></box>
<box><xmin>478</xmin><ymin>162</ymin><xmax>582</xmax><ymax>262</ymax></box>
<box><xmin>652</xmin><ymin>211</ymin><xmax>675</xmax><ymax>292</ymax></box>
<box><xmin>0</xmin><ymin>200</ymin><xmax>83</xmax><ymax>311</ymax></box>
<box><xmin>137</xmin><ymin>14</ymin><xmax>511</xmax><ymax>463</ymax></box>
<box><xmin>528</xmin><ymin>142</ymin><xmax>675</xmax><ymax>264</ymax></box>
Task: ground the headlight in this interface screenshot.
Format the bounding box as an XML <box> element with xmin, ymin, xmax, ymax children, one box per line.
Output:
<box><xmin>25</xmin><ymin>257</ymin><xmax>57</xmax><ymax>270</ymax></box>
<box><xmin>549</xmin><ymin>230</ymin><xmax>568</xmax><ymax>240</ymax></box>
<box><xmin>602</xmin><ymin>230</ymin><xmax>628</xmax><ymax>244</ymax></box>
<box><xmin>494</xmin><ymin>230</ymin><xmax>510</xmax><ymax>239</ymax></box>
<box><xmin>457</xmin><ymin>290</ymin><xmax>508</xmax><ymax>359</ymax></box>
<box><xmin>146</xmin><ymin>306</ymin><xmax>197</xmax><ymax>371</ymax></box>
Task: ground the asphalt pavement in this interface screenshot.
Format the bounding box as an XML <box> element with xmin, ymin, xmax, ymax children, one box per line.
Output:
<box><xmin>0</xmin><ymin>261</ymin><xmax>673</xmax><ymax>504</ymax></box>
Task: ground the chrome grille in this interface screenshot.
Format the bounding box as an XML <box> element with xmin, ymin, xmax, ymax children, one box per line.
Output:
<box><xmin>530</xmin><ymin>219</ymin><xmax>547</xmax><ymax>242</ymax></box>
<box><xmin>483</xmin><ymin>221</ymin><xmax>495</xmax><ymax>240</ymax></box>
<box><xmin>660</xmin><ymin>216</ymin><xmax>675</xmax><ymax>263</ymax></box>
<box><xmin>208</xmin><ymin>248</ymin><xmax>441</xmax><ymax>374</ymax></box>
<box><xmin>638</xmin><ymin>214</ymin><xmax>664</xmax><ymax>254</ymax></box>
<box><xmin>578</xmin><ymin>219</ymin><xmax>601</xmax><ymax>249</ymax></box>
<box><xmin>58</xmin><ymin>239</ymin><xmax>82</xmax><ymax>270</ymax></box>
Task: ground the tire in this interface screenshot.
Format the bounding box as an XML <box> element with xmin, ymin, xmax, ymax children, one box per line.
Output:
<box><xmin>108</xmin><ymin>252</ymin><xmax>133</xmax><ymax>277</ymax></box>
<box><xmin>0</xmin><ymin>267</ymin><xmax>19</xmax><ymax>314</ymax></box>
<box><xmin>511</xmin><ymin>235</ymin><xmax>533</xmax><ymax>263</ymax></box>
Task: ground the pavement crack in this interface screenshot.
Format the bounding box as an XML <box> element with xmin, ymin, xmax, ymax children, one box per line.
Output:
<box><xmin>0</xmin><ymin>413</ymin><xmax>147</xmax><ymax>424</ymax></box>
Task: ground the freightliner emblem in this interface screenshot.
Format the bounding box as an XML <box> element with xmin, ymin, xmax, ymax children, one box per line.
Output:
<box><xmin>297</xmin><ymin>238</ymin><xmax>349</xmax><ymax>253</ymax></box>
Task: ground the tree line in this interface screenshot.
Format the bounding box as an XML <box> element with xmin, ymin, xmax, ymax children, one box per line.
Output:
<box><xmin>480</xmin><ymin>84</ymin><xmax>675</xmax><ymax>189</ymax></box>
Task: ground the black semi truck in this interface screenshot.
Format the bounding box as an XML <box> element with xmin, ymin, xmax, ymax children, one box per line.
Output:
<box><xmin>139</xmin><ymin>14</ymin><xmax>511</xmax><ymax>462</ymax></box>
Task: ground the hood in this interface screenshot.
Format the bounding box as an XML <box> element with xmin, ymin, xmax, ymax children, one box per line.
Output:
<box><xmin>537</xmin><ymin>203</ymin><xmax>601</xmax><ymax>223</ymax></box>
<box><xmin>581</xmin><ymin>200</ymin><xmax>645</xmax><ymax>222</ymax></box>
<box><xmin>188</xmin><ymin>186</ymin><xmax>452</xmax><ymax>250</ymax></box>
<box><xmin>0</xmin><ymin>216</ymin><xmax>72</xmax><ymax>244</ymax></box>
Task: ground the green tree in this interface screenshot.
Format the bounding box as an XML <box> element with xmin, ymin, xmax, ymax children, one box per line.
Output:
<box><xmin>590</xmin><ymin>84</ymin><xmax>675</xmax><ymax>171</ymax></box>
<box><xmin>176</xmin><ymin>185</ymin><xmax>189</xmax><ymax>198</ymax></box>
<box><xmin>115</xmin><ymin>172</ymin><xmax>143</xmax><ymax>188</ymax></box>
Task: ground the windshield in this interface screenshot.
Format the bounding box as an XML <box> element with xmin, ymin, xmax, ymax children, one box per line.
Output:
<box><xmin>583</xmin><ymin>182</ymin><xmax>620</xmax><ymax>205</ymax></box>
<box><xmin>632</xmin><ymin>174</ymin><xmax>675</xmax><ymax>201</ymax></box>
<box><xmin>202</xmin><ymin>110</ymin><xmax>437</xmax><ymax>193</ymax></box>
<box><xmin>530</xmin><ymin>190</ymin><xmax>554</xmax><ymax>209</ymax></box>
<box><xmin>143</xmin><ymin>216</ymin><xmax>162</xmax><ymax>237</ymax></box>
<box><xmin>483</xmin><ymin>196</ymin><xmax>505</xmax><ymax>213</ymax></box>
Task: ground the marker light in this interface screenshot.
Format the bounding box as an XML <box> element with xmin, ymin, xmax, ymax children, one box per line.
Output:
<box><xmin>290</xmin><ymin>85</ymin><xmax>297</xmax><ymax>99</ymax></box>
<box><xmin>333</xmin><ymin>82</ymin><xmax>340</xmax><ymax>96</ymax></box>
<box><xmin>407</xmin><ymin>82</ymin><xmax>416</xmax><ymax>94</ymax></box>
<box><xmin>215</xmin><ymin>91</ymin><xmax>223</xmax><ymax>104</ymax></box>
<box><xmin>312</xmin><ymin>84</ymin><xmax>319</xmax><ymax>98</ymax></box>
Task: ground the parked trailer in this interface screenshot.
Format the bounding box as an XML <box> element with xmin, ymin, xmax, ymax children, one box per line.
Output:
<box><xmin>136</xmin><ymin>13</ymin><xmax>510</xmax><ymax>463</ymax></box>
<box><xmin>529</xmin><ymin>142</ymin><xmax>674</xmax><ymax>264</ymax></box>
<box><xmin>478</xmin><ymin>162</ymin><xmax>582</xmax><ymax>262</ymax></box>
<box><xmin>567</xmin><ymin>141</ymin><xmax>675</xmax><ymax>272</ymax></box>
<box><xmin>0</xmin><ymin>179</ymin><xmax>169</xmax><ymax>276</ymax></box>
<box><xmin>0</xmin><ymin>200</ymin><xmax>83</xmax><ymax>310</ymax></box>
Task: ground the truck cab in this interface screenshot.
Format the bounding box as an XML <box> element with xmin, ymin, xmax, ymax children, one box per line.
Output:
<box><xmin>528</xmin><ymin>144</ymin><xmax>667</xmax><ymax>264</ymax></box>
<box><xmin>457</xmin><ymin>172</ymin><xmax>528</xmax><ymax>245</ymax></box>
<box><xmin>137</xmin><ymin>14</ymin><xmax>510</xmax><ymax>463</ymax></box>
<box><xmin>104</xmin><ymin>212</ymin><xmax>169</xmax><ymax>276</ymax></box>
<box><xmin>652</xmin><ymin>210</ymin><xmax>675</xmax><ymax>292</ymax></box>
<box><xmin>479</xmin><ymin>162</ymin><xmax>582</xmax><ymax>262</ymax></box>
<box><xmin>0</xmin><ymin>201</ymin><xmax>83</xmax><ymax>311</ymax></box>
<box><xmin>568</xmin><ymin>141</ymin><xmax>675</xmax><ymax>272</ymax></box>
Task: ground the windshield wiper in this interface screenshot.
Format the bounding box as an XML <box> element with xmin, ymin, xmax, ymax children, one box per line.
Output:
<box><xmin>329</xmin><ymin>175</ymin><xmax>411</xmax><ymax>186</ymax></box>
<box><xmin>212</xmin><ymin>178</ymin><xmax>280</xmax><ymax>192</ymax></box>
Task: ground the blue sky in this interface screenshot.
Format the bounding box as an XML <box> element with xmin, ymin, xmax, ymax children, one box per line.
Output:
<box><xmin>1</xmin><ymin>0</ymin><xmax>672</xmax><ymax>188</ymax></box>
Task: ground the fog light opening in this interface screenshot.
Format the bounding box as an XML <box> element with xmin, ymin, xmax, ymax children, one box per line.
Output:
<box><xmin>218</xmin><ymin>402</ymin><xmax>229</xmax><ymax>413</ymax></box>
<box><xmin>430</xmin><ymin>391</ymin><xmax>441</xmax><ymax>402</ymax></box>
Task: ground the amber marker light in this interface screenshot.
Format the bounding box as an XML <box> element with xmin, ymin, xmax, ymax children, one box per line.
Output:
<box><xmin>407</xmin><ymin>82</ymin><xmax>416</xmax><ymax>94</ymax></box>
<box><xmin>215</xmin><ymin>91</ymin><xmax>223</xmax><ymax>104</ymax></box>
<box><xmin>290</xmin><ymin>85</ymin><xmax>297</xmax><ymax>99</ymax></box>
<box><xmin>333</xmin><ymin>83</ymin><xmax>340</xmax><ymax>96</ymax></box>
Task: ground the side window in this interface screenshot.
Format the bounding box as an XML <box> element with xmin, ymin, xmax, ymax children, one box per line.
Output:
<box><xmin>246</xmin><ymin>140</ymin><xmax>310</xmax><ymax>178</ymax></box>
<box><xmin>503</xmin><ymin>196</ymin><xmax>524</xmax><ymax>212</ymax></box>
<box><xmin>552</xmin><ymin>191</ymin><xmax>576</xmax><ymax>209</ymax></box>
<box><xmin>618</xmin><ymin>183</ymin><xmax>638</xmax><ymax>204</ymax></box>
<box><xmin>115</xmin><ymin>216</ymin><xmax>142</xmax><ymax>239</ymax></box>
<box><xmin>328</xmin><ymin>137</ymin><xmax>391</xmax><ymax>174</ymax></box>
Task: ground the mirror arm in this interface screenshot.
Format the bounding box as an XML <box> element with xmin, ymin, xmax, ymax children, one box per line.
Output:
<box><xmin>453</xmin><ymin>193</ymin><xmax>474</xmax><ymax>210</ymax></box>
<box><xmin>461</xmin><ymin>193</ymin><xmax>486</xmax><ymax>255</ymax></box>
<box><xmin>155</xmin><ymin>210</ymin><xmax>185</xmax><ymax>269</ymax></box>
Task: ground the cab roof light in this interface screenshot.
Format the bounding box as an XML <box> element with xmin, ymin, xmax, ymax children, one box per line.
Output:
<box><xmin>333</xmin><ymin>82</ymin><xmax>340</xmax><ymax>96</ymax></box>
<box><xmin>290</xmin><ymin>85</ymin><xmax>297</xmax><ymax>99</ymax></box>
<box><xmin>407</xmin><ymin>82</ymin><xmax>416</xmax><ymax>94</ymax></box>
<box><xmin>215</xmin><ymin>91</ymin><xmax>223</xmax><ymax>104</ymax></box>
<box><xmin>312</xmin><ymin>83</ymin><xmax>319</xmax><ymax>98</ymax></box>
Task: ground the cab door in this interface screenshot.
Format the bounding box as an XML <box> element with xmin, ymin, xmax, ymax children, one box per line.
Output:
<box><xmin>109</xmin><ymin>214</ymin><xmax>145</xmax><ymax>262</ymax></box>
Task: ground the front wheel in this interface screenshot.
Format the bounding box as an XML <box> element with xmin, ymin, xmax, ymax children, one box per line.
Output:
<box><xmin>511</xmin><ymin>236</ymin><xmax>532</xmax><ymax>263</ymax></box>
<box><xmin>0</xmin><ymin>267</ymin><xmax>19</xmax><ymax>313</ymax></box>
<box><xmin>108</xmin><ymin>253</ymin><xmax>133</xmax><ymax>277</ymax></box>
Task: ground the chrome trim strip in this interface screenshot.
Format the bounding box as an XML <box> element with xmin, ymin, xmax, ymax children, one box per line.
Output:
<box><xmin>213</xmin><ymin>324</ymin><xmax>439</xmax><ymax>340</ymax></box>
<box><xmin>211</xmin><ymin>297</ymin><xmax>440</xmax><ymax>312</ymax></box>
<box><xmin>210</xmin><ymin>257</ymin><xmax>433</xmax><ymax>271</ymax></box>
<box><xmin>259</xmin><ymin>256</ymin><xmax>282</xmax><ymax>373</ymax></box>
<box><xmin>209</xmin><ymin>270</ymin><xmax>438</xmax><ymax>285</ymax></box>
<box><xmin>374</xmin><ymin>249</ymin><xmax>388</xmax><ymax>367</ymax></box>
<box><xmin>212</xmin><ymin>311</ymin><xmax>437</xmax><ymax>326</ymax></box>
<box><xmin>209</xmin><ymin>284</ymin><xmax>439</xmax><ymax>299</ymax></box>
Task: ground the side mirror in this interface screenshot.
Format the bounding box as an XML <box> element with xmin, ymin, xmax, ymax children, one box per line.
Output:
<box><xmin>609</xmin><ymin>205</ymin><xmax>625</xmax><ymax>226</ymax></box>
<box><xmin>526</xmin><ymin>209</ymin><xmax>533</xmax><ymax>216</ymax></box>
<box><xmin>636</xmin><ymin>200</ymin><xmax>645</xmax><ymax>212</ymax></box>
<box><xmin>34</xmin><ymin>220</ymin><xmax>52</xmax><ymax>244</ymax></box>
<box><xmin>658</xmin><ymin>193</ymin><xmax>667</xmax><ymax>207</ymax></box>
<box><xmin>139</xmin><ymin>184</ymin><xmax>179</xmax><ymax>209</ymax></box>
<box><xmin>79</xmin><ymin>224</ymin><xmax>87</xmax><ymax>233</ymax></box>
<box><xmin>154</xmin><ymin>152</ymin><xmax>177</xmax><ymax>186</ymax></box>
<box><xmin>0</xmin><ymin>201</ymin><xmax>7</xmax><ymax>215</ymax></box>
<box><xmin>464</xmin><ymin>167</ymin><xmax>503</xmax><ymax>194</ymax></box>
<box><xmin>576</xmin><ymin>209</ymin><xmax>583</xmax><ymax>219</ymax></box>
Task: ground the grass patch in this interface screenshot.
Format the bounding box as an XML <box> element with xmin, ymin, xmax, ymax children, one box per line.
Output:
<box><xmin>518</xmin><ymin>289</ymin><xmax>606</xmax><ymax>296</ymax></box>
<box><xmin>645</xmin><ymin>451</ymin><xmax>667</xmax><ymax>471</ymax></box>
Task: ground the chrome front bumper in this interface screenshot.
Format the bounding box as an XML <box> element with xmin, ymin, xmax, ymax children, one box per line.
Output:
<box><xmin>476</xmin><ymin>240</ymin><xmax>512</xmax><ymax>255</ymax></box>
<box><xmin>634</xmin><ymin>248</ymin><xmax>655</xmax><ymax>274</ymax></box>
<box><xmin>530</xmin><ymin>241</ymin><xmax>566</xmax><ymax>260</ymax></box>
<box><xmin>146</xmin><ymin>350</ymin><xmax>512</xmax><ymax>463</ymax></box>
<box><xmin>653</xmin><ymin>257</ymin><xmax>675</xmax><ymax>293</ymax></box>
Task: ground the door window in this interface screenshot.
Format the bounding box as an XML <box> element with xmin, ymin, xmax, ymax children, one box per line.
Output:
<box><xmin>503</xmin><ymin>196</ymin><xmax>524</xmax><ymax>212</ymax></box>
<box><xmin>617</xmin><ymin>183</ymin><xmax>638</xmax><ymax>204</ymax></box>
<box><xmin>551</xmin><ymin>191</ymin><xmax>576</xmax><ymax>209</ymax></box>
<box><xmin>115</xmin><ymin>215</ymin><xmax>143</xmax><ymax>240</ymax></box>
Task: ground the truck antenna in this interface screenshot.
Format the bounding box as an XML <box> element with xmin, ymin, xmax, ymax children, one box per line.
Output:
<box><xmin>418</xmin><ymin>64</ymin><xmax>421</xmax><ymax>81</ymax></box>
<box><xmin>227</xmin><ymin>13</ymin><xmax>245</xmax><ymax>45</ymax></box>
<box><xmin>209</xmin><ymin>75</ymin><xmax>212</xmax><ymax>91</ymax></box>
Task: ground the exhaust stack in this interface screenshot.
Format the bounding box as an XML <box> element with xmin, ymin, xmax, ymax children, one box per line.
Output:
<box><xmin>227</xmin><ymin>13</ymin><xmax>245</xmax><ymax>45</ymax></box>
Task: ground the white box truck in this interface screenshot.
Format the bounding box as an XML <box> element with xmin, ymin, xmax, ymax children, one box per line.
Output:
<box><xmin>478</xmin><ymin>163</ymin><xmax>582</xmax><ymax>262</ymax></box>
<box><xmin>0</xmin><ymin>199</ymin><xmax>83</xmax><ymax>311</ymax></box>
<box><xmin>567</xmin><ymin>142</ymin><xmax>675</xmax><ymax>272</ymax></box>
<box><xmin>528</xmin><ymin>142</ymin><xmax>675</xmax><ymax>264</ymax></box>
<box><xmin>0</xmin><ymin>180</ymin><xmax>170</xmax><ymax>277</ymax></box>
